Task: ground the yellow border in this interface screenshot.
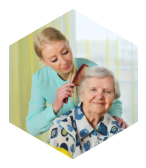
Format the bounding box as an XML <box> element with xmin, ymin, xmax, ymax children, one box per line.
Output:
<box><xmin>48</xmin><ymin>144</ymin><xmax>72</xmax><ymax>158</ymax></box>
<box><xmin>29</xmin><ymin>33</ymin><xmax>34</xmax><ymax>77</ymax></box>
<box><xmin>14</xmin><ymin>42</ymin><xmax>19</xmax><ymax>127</ymax></box>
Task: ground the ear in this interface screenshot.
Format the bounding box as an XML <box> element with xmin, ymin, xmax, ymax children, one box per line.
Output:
<box><xmin>39</xmin><ymin>58</ymin><xmax>47</xmax><ymax>66</ymax></box>
<box><xmin>79</xmin><ymin>91</ymin><xmax>84</xmax><ymax>102</ymax></box>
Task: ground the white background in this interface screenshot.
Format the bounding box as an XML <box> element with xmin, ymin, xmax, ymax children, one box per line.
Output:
<box><xmin>0</xmin><ymin>0</ymin><xmax>146</xmax><ymax>167</ymax></box>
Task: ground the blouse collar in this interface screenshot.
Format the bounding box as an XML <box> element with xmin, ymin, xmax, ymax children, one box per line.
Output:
<box><xmin>75</xmin><ymin>103</ymin><xmax>109</xmax><ymax>140</ymax></box>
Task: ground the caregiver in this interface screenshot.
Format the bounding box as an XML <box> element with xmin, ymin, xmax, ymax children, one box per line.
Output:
<box><xmin>26</xmin><ymin>27</ymin><xmax>128</xmax><ymax>136</ymax></box>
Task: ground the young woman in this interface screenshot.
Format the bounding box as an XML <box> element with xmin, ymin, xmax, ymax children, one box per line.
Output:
<box><xmin>26</xmin><ymin>27</ymin><xmax>128</xmax><ymax>136</ymax></box>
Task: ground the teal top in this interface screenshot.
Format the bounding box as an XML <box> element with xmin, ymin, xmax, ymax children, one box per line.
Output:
<box><xmin>26</xmin><ymin>58</ymin><xmax>122</xmax><ymax>136</ymax></box>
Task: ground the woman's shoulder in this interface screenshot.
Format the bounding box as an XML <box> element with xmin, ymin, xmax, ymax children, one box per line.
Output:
<box><xmin>52</xmin><ymin>110</ymin><xmax>75</xmax><ymax>127</ymax></box>
<box><xmin>105</xmin><ymin>113</ymin><xmax>120</xmax><ymax>127</ymax></box>
<box><xmin>105</xmin><ymin>113</ymin><xmax>124</xmax><ymax>132</ymax></box>
<box><xmin>32</xmin><ymin>66</ymin><xmax>52</xmax><ymax>84</ymax></box>
<box><xmin>105</xmin><ymin>113</ymin><xmax>115</xmax><ymax>121</ymax></box>
<box><xmin>75</xmin><ymin>57</ymin><xmax>98</xmax><ymax>69</ymax></box>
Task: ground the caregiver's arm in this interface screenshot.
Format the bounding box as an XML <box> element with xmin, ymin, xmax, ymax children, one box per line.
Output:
<box><xmin>107</xmin><ymin>99</ymin><xmax>122</xmax><ymax>118</ymax></box>
<box><xmin>26</xmin><ymin>83</ymin><xmax>57</xmax><ymax>136</ymax></box>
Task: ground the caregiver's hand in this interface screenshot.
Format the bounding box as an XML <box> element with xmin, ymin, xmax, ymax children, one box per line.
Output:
<box><xmin>53</xmin><ymin>83</ymin><xmax>75</xmax><ymax>114</ymax></box>
<box><xmin>113</xmin><ymin>116</ymin><xmax>129</xmax><ymax>129</ymax></box>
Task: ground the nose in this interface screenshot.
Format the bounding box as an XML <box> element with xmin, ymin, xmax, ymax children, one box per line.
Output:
<box><xmin>95</xmin><ymin>89</ymin><xmax>104</xmax><ymax>99</ymax></box>
<box><xmin>60</xmin><ymin>56</ymin><xmax>67</xmax><ymax>65</ymax></box>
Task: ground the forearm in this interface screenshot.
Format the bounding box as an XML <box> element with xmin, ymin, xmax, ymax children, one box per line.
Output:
<box><xmin>26</xmin><ymin>104</ymin><xmax>57</xmax><ymax>136</ymax></box>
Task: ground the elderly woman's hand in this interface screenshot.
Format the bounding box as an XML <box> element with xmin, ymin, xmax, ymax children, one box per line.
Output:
<box><xmin>113</xmin><ymin>116</ymin><xmax>129</xmax><ymax>129</ymax></box>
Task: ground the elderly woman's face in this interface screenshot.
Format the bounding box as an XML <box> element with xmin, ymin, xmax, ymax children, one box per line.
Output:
<box><xmin>80</xmin><ymin>76</ymin><xmax>115</xmax><ymax>116</ymax></box>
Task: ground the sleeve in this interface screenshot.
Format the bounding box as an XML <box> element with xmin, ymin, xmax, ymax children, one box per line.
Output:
<box><xmin>85</xmin><ymin>58</ymin><xmax>98</xmax><ymax>68</ymax></box>
<box><xmin>107</xmin><ymin>99</ymin><xmax>122</xmax><ymax>118</ymax></box>
<box><xmin>76</xmin><ymin>58</ymin><xmax>98</xmax><ymax>69</ymax></box>
<box><xmin>26</xmin><ymin>83</ymin><xmax>57</xmax><ymax>136</ymax></box>
<box><xmin>48</xmin><ymin>125</ymin><xmax>75</xmax><ymax>158</ymax></box>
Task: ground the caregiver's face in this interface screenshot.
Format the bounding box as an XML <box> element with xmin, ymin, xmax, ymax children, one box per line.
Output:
<box><xmin>80</xmin><ymin>77</ymin><xmax>115</xmax><ymax>116</ymax></box>
<box><xmin>40</xmin><ymin>40</ymin><xmax>73</xmax><ymax>77</ymax></box>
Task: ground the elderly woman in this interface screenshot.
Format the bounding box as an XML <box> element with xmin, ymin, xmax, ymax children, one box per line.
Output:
<box><xmin>48</xmin><ymin>66</ymin><xmax>124</xmax><ymax>158</ymax></box>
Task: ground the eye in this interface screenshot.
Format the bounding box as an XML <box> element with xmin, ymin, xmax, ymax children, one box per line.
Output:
<box><xmin>62</xmin><ymin>50</ymin><xmax>69</xmax><ymax>55</ymax></box>
<box><xmin>105</xmin><ymin>91</ymin><xmax>110</xmax><ymax>94</ymax></box>
<box><xmin>52</xmin><ymin>58</ymin><xmax>57</xmax><ymax>62</ymax></box>
<box><xmin>91</xmin><ymin>89</ymin><xmax>96</xmax><ymax>91</ymax></box>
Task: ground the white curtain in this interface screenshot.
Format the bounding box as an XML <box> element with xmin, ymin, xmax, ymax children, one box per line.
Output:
<box><xmin>75</xmin><ymin>10</ymin><xmax>138</xmax><ymax>126</ymax></box>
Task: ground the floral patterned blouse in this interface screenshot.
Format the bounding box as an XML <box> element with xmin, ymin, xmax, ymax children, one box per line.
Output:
<box><xmin>48</xmin><ymin>103</ymin><xmax>124</xmax><ymax>159</ymax></box>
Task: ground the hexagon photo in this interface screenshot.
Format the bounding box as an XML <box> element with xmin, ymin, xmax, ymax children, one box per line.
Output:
<box><xmin>9</xmin><ymin>9</ymin><xmax>138</xmax><ymax>159</ymax></box>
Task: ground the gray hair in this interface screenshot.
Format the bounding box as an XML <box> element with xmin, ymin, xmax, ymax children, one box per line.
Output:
<box><xmin>78</xmin><ymin>66</ymin><xmax>121</xmax><ymax>100</ymax></box>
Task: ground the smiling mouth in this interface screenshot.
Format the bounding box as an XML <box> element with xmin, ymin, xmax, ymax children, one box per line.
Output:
<box><xmin>92</xmin><ymin>102</ymin><xmax>104</xmax><ymax>105</ymax></box>
<box><xmin>63</xmin><ymin>64</ymin><xmax>70</xmax><ymax>70</ymax></box>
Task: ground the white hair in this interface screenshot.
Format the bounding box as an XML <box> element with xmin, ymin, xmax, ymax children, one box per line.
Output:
<box><xmin>78</xmin><ymin>66</ymin><xmax>121</xmax><ymax>100</ymax></box>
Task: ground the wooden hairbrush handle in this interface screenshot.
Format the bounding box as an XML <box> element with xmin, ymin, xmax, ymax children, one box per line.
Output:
<box><xmin>63</xmin><ymin>85</ymin><xmax>74</xmax><ymax>104</ymax></box>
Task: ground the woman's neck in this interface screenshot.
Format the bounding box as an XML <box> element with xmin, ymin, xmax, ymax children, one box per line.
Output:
<box><xmin>81</xmin><ymin>104</ymin><xmax>103</xmax><ymax>129</ymax></box>
<box><xmin>58</xmin><ymin>72</ymin><xmax>70</xmax><ymax>81</ymax></box>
